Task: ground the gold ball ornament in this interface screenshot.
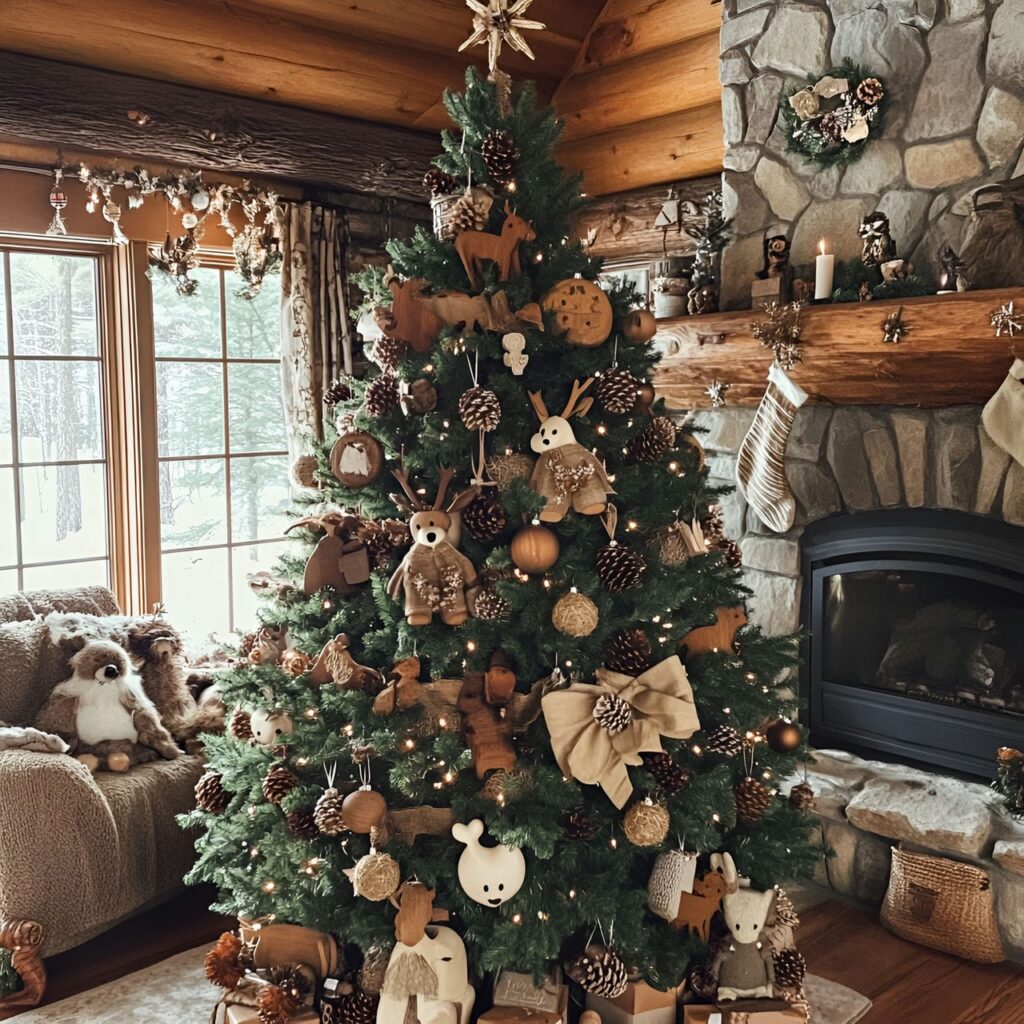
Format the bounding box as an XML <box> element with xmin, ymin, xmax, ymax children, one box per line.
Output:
<box><xmin>766</xmin><ymin>718</ymin><xmax>802</xmax><ymax>754</ymax></box>
<box><xmin>510</xmin><ymin>522</ymin><xmax>560</xmax><ymax>574</ymax></box>
<box><xmin>341</xmin><ymin>788</ymin><xmax>388</xmax><ymax>834</ymax></box>
<box><xmin>622</xmin><ymin>308</ymin><xmax>657</xmax><ymax>344</ymax></box>
<box><xmin>350</xmin><ymin>850</ymin><xmax>401</xmax><ymax>901</ymax></box>
<box><xmin>541</xmin><ymin>278</ymin><xmax>614</xmax><ymax>347</ymax></box>
<box><xmin>551</xmin><ymin>589</ymin><xmax>599</xmax><ymax>637</ymax></box>
<box><xmin>623</xmin><ymin>798</ymin><xmax>670</xmax><ymax>847</ymax></box>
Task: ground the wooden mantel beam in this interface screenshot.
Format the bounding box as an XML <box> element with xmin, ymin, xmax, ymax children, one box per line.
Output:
<box><xmin>0</xmin><ymin>52</ymin><xmax>438</xmax><ymax>201</ymax></box>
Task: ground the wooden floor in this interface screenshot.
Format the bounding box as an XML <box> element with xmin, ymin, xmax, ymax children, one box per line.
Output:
<box><xmin>20</xmin><ymin>893</ymin><xmax>1024</xmax><ymax>1023</ymax></box>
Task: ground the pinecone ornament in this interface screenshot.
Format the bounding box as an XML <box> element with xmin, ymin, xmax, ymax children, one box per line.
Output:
<box><xmin>717</xmin><ymin>538</ymin><xmax>743</xmax><ymax>568</ymax></box>
<box><xmin>364</xmin><ymin>374</ymin><xmax>400</xmax><ymax>417</ymax></box>
<box><xmin>596</xmin><ymin>367</ymin><xmax>640</xmax><ymax>415</ymax></box>
<box><xmin>474</xmin><ymin>588</ymin><xmax>511</xmax><ymax>622</ymax></box>
<box><xmin>628</xmin><ymin>416</ymin><xmax>676</xmax><ymax>463</ymax></box>
<box><xmin>605</xmin><ymin>628</ymin><xmax>652</xmax><ymax>674</ymax></box>
<box><xmin>371</xmin><ymin>337</ymin><xmax>407</xmax><ymax>373</ymax></box>
<box><xmin>789</xmin><ymin>781</ymin><xmax>815</xmax><ymax>811</ymax></box>
<box><xmin>819</xmin><ymin>111</ymin><xmax>844</xmax><ymax>143</ymax></box>
<box><xmin>229</xmin><ymin>707</ymin><xmax>253</xmax><ymax>742</ymax></box>
<box><xmin>597</xmin><ymin>542</ymin><xmax>646</xmax><ymax>593</ymax></box>
<box><xmin>593</xmin><ymin>693</ymin><xmax>632</xmax><ymax>734</ymax></box>
<box><xmin>262</xmin><ymin>763</ymin><xmax>298</xmax><ymax>806</ymax></box>
<box><xmin>448</xmin><ymin>192</ymin><xmax>485</xmax><ymax>237</ymax></box>
<box><xmin>286</xmin><ymin>809</ymin><xmax>320</xmax><ymax>840</ymax></box>
<box><xmin>238</xmin><ymin>632</ymin><xmax>257</xmax><ymax>661</ymax></box>
<box><xmin>337</xmin><ymin>989</ymin><xmax>379</xmax><ymax>1024</ymax></box>
<box><xmin>324</xmin><ymin>375</ymin><xmax>353</xmax><ymax>406</ymax></box>
<box><xmin>195</xmin><ymin>770</ymin><xmax>230</xmax><ymax>814</ymax></box>
<box><xmin>735</xmin><ymin>775</ymin><xmax>773</xmax><ymax>824</ymax></box>
<box><xmin>702</xmin><ymin>504</ymin><xmax>725</xmax><ymax>541</ymax></box>
<box><xmin>482</xmin><ymin>129</ymin><xmax>519</xmax><ymax>188</ymax></box>
<box><xmin>423</xmin><ymin>168</ymin><xmax>458</xmax><ymax>197</ymax></box>
<box><xmin>462</xmin><ymin>493</ymin><xmax>506</xmax><ymax>541</ymax></box>
<box><xmin>773</xmin><ymin>948</ymin><xmax>807</xmax><ymax>989</ymax></box>
<box><xmin>314</xmin><ymin>787</ymin><xmax>348</xmax><ymax>835</ymax></box>
<box><xmin>856</xmin><ymin>77</ymin><xmax>884</xmax><ymax>106</ymax></box>
<box><xmin>568</xmin><ymin>946</ymin><xmax>629</xmax><ymax>999</ymax></box>
<box><xmin>564</xmin><ymin>808</ymin><xmax>597</xmax><ymax>840</ymax></box>
<box><xmin>642</xmin><ymin>752</ymin><xmax>690</xmax><ymax>794</ymax></box>
<box><xmin>705</xmin><ymin>724</ymin><xmax>743</xmax><ymax>757</ymax></box>
<box><xmin>459</xmin><ymin>386</ymin><xmax>501</xmax><ymax>432</ymax></box>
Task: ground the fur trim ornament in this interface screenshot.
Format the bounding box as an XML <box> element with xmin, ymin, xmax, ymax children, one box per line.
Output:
<box><xmin>205</xmin><ymin>931</ymin><xmax>245</xmax><ymax>989</ymax></box>
<box><xmin>262</xmin><ymin>763</ymin><xmax>299</xmax><ymax>805</ymax></box>
<box><xmin>348</xmin><ymin>850</ymin><xmax>401</xmax><ymax>901</ymax></box>
<box><xmin>195</xmin><ymin>770</ymin><xmax>230</xmax><ymax>814</ymax></box>
<box><xmin>552</xmin><ymin>589</ymin><xmax>599</xmax><ymax>637</ymax></box>
<box><xmin>568</xmin><ymin>945</ymin><xmax>629</xmax><ymax>999</ymax></box>
<box><xmin>623</xmin><ymin>798</ymin><xmax>670</xmax><ymax>847</ymax></box>
<box><xmin>605</xmin><ymin>628</ymin><xmax>651</xmax><ymax>675</ymax></box>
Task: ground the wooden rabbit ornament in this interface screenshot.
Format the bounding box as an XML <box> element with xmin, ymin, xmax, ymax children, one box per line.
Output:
<box><xmin>528</xmin><ymin>379</ymin><xmax>614</xmax><ymax>523</ymax></box>
<box><xmin>455</xmin><ymin>203</ymin><xmax>536</xmax><ymax>290</ymax></box>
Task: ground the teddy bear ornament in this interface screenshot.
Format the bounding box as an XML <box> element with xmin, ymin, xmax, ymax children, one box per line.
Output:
<box><xmin>452</xmin><ymin>818</ymin><xmax>526</xmax><ymax>907</ymax></box>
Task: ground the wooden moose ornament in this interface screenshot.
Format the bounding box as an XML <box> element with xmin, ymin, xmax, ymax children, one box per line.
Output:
<box><xmin>679</xmin><ymin>606</ymin><xmax>748</xmax><ymax>658</ymax></box>
<box><xmin>528</xmin><ymin>379</ymin><xmax>614</xmax><ymax>523</ymax></box>
<box><xmin>455</xmin><ymin>203</ymin><xmax>536</xmax><ymax>290</ymax></box>
<box><xmin>285</xmin><ymin>513</ymin><xmax>371</xmax><ymax>597</ymax></box>
<box><xmin>377</xmin><ymin>269</ymin><xmax>444</xmax><ymax>354</ymax></box>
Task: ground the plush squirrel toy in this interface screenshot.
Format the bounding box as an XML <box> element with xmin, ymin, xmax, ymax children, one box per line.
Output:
<box><xmin>35</xmin><ymin>640</ymin><xmax>181</xmax><ymax>772</ymax></box>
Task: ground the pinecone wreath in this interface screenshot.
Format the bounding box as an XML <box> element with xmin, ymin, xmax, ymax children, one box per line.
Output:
<box><xmin>564</xmin><ymin>808</ymin><xmax>597</xmax><ymax>841</ymax></box>
<box><xmin>195</xmin><ymin>770</ymin><xmax>230</xmax><ymax>814</ymax></box>
<box><xmin>459</xmin><ymin>385</ymin><xmax>501</xmax><ymax>432</ymax></box>
<box><xmin>628</xmin><ymin>416</ymin><xmax>676</xmax><ymax>463</ymax></box>
<box><xmin>324</xmin><ymin>375</ymin><xmax>354</xmax><ymax>406</ymax></box>
<box><xmin>773</xmin><ymin>948</ymin><xmax>807</xmax><ymax>990</ymax></box>
<box><xmin>705</xmin><ymin>724</ymin><xmax>743</xmax><ymax>757</ymax></box>
<box><xmin>286</xmin><ymin>809</ymin><xmax>320</xmax><ymax>840</ymax></box>
<box><xmin>482</xmin><ymin>129</ymin><xmax>519</xmax><ymax>188</ymax></box>
<box><xmin>642</xmin><ymin>752</ymin><xmax>690</xmax><ymax>794</ymax></box>
<box><xmin>593</xmin><ymin>693</ymin><xmax>632</xmax><ymax>734</ymax></box>
<box><xmin>735</xmin><ymin>775</ymin><xmax>773</xmax><ymax>824</ymax></box>
<box><xmin>462</xmin><ymin>493</ymin><xmax>506</xmax><ymax>541</ymax></box>
<box><xmin>605</xmin><ymin>628</ymin><xmax>652</xmax><ymax>674</ymax></box>
<box><xmin>597</xmin><ymin>542</ymin><xmax>646</xmax><ymax>593</ymax></box>
<box><xmin>364</xmin><ymin>374</ymin><xmax>400</xmax><ymax>417</ymax></box>
<box><xmin>314</xmin><ymin>787</ymin><xmax>348</xmax><ymax>835</ymax></box>
<box><xmin>229</xmin><ymin>707</ymin><xmax>253</xmax><ymax>742</ymax></box>
<box><xmin>568</xmin><ymin>946</ymin><xmax>629</xmax><ymax>999</ymax></box>
<box><xmin>596</xmin><ymin>367</ymin><xmax>640</xmax><ymax>415</ymax></box>
<box><xmin>262</xmin><ymin>763</ymin><xmax>299</xmax><ymax>806</ymax></box>
<box><xmin>474</xmin><ymin>588</ymin><xmax>511</xmax><ymax>621</ymax></box>
<box><xmin>423</xmin><ymin>168</ymin><xmax>458</xmax><ymax>197</ymax></box>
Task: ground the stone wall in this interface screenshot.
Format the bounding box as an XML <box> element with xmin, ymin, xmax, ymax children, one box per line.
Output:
<box><xmin>718</xmin><ymin>0</ymin><xmax>1024</xmax><ymax>309</ymax></box>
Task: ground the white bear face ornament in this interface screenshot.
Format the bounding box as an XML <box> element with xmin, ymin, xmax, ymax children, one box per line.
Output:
<box><xmin>249</xmin><ymin>707</ymin><xmax>294</xmax><ymax>747</ymax></box>
<box><xmin>452</xmin><ymin>819</ymin><xmax>526</xmax><ymax>907</ymax></box>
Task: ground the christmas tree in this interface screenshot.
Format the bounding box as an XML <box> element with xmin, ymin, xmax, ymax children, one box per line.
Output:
<box><xmin>183</xmin><ymin>65</ymin><xmax>820</xmax><ymax>1010</ymax></box>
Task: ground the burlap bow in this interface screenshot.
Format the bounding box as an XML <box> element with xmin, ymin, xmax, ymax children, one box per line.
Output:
<box><xmin>541</xmin><ymin>655</ymin><xmax>701</xmax><ymax>808</ymax></box>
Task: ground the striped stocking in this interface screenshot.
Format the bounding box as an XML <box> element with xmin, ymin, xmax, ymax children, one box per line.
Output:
<box><xmin>735</xmin><ymin>363</ymin><xmax>808</xmax><ymax>533</ymax></box>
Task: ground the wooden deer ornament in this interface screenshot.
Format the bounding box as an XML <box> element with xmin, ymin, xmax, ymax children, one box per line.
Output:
<box><xmin>528</xmin><ymin>379</ymin><xmax>614</xmax><ymax>523</ymax></box>
<box><xmin>455</xmin><ymin>202</ymin><xmax>536</xmax><ymax>290</ymax></box>
<box><xmin>679</xmin><ymin>606</ymin><xmax>748</xmax><ymax>658</ymax></box>
<box><xmin>672</xmin><ymin>870</ymin><xmax>729</xmax><ymax>942</ymax></box>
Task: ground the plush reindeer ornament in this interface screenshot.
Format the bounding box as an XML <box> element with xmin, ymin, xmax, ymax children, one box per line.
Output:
<box><xmin>528</xmin><ymin>379</ymin><xmax>614</xmax><ymax>523</ymax></box>
<box><xmin>388</xmin><ymin>469</ymin><xmax>481</xmax><ymax>626</ymax></box>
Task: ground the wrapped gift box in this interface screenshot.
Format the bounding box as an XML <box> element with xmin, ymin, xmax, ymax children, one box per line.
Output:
<box><xmin>683</xmin><ymin>1000</ymin><xmax>806</xmax><ymax>1024</ymax></box>
<box><xmin>479</xmin><ymin>969</ymin><xmax>568</xmax><ymax>1024</ymax></box>
<box><xmin>586</xmin><ymin>980</ymin><xmax>684</xmax><ymax>1024</ymax></box>
<box><xmin>212</xmin><ymin>999</ymin><xmax>319</xmax><ymax>1024</ymax></box>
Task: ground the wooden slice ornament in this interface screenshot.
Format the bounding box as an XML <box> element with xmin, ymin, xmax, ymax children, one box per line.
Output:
<box><xmin>330</xmin><ymin>431</ymin><xmax>384</xmax><ymax>488</ymax></box>
<box><xmin>542</xmin><ymin>278</ymin><xmax>614</xmax><ymax>347</ymax></box>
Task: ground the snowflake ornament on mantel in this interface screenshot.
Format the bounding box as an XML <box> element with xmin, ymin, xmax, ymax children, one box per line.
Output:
<box><xmin>460</xmin><ymin>0</ymin><xmax>546</xmax><ymax>73</ymax></box>
<box><xmin>992</xmin><ymin>301</ymin><xmax>1023</xmax><ymax>339</ymax></box>
<box><xmin>704</xmin><ymin>379</ymin><xmax>730</xmax><ymax>409</ymax></box>
<box><xmin>751</xmin><ymin>301</ymin><xmax>805</xmax><ymax>370</ymax></box>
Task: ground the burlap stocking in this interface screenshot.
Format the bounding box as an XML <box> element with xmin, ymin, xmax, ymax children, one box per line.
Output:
<box><xmin>735</xmin><ymin>363</ymin><xmax>808</xmax><ymax>534</ymax></box>
<box><xmin>982</xmin><ymin>359</ymin><xmax>1024</xmax><ymax>468</ymax></box>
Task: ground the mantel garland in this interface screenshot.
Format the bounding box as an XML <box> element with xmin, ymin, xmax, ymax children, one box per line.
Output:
<box><xmin>53</xmin><ymin>161</ymin><xmax>283</xmax><ymax>298</ymax></box>
<box><xmin>781</xmin><ymin>63</ymin><xmax>887</xmax><ymax>169</ymax></box>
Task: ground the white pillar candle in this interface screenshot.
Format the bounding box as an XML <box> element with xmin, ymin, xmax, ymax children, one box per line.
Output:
<box><xmin>814</xmin><ymin>239</ymin><xmax>835</xmax><ymax>301</ymax></box>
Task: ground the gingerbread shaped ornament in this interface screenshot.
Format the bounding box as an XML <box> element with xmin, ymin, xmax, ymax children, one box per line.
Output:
<box><xmin>542</xmin><ymin>279</ymin><xmax>613</xmax><ymax>347</ymax></box>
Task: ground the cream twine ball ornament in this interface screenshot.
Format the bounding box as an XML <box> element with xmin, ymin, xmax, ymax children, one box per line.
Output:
<box><xmin>552</xmin><ymin>588</ymin><xmax>599</xmax><ymax>637</ymax></box>
<box><xmin>623</xmin><ymin>797</ymin><xmax>670</xmax><ymax>847</ymax></box>
<box><xmin>350</xmin><ymin>849</ymin><xmax>400</xmax><ymax>901</ymax></box>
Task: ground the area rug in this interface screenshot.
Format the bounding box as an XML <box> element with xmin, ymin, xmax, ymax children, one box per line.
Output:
<box><xmin>12</xmin><ymin>945</ymin><xmax>872</xmax><ymax>1024</ymax></box>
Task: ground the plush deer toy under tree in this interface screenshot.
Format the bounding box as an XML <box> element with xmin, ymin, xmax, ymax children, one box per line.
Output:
<box><xmin>528</xmin><ymin>378</ymin><xmax>614</xmax><ymax>523</ymax></box>
<box><xmin>388</xmin><ymin>468</ymin><xmax>481</xmax><ymax>626</ymax></box>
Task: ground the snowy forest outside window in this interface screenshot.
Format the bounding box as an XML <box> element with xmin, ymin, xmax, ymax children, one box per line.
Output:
<box><xmin>0</xmin><ymin>249</ymin><xmax>110</xmax><ymax>592</ymax></box>
<box><xmin>151</xmin><ymin>267</ymin><xmax>289</xmax><ymax>648</ymax></box>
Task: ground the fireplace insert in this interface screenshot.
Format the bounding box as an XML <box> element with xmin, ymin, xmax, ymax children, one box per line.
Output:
<box><xmin>800</xmin><ymin>508</ymin><xmax>1024</xmax><ymax>778</ymax></box>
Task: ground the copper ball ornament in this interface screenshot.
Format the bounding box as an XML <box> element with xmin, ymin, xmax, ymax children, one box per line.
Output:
<box><xmin>510</xmin><ymin>523</ymin><xmax>560</xmax><ymax>574</ymax></box>
<box><xmin>622</xmin><ymin>308</ymin><xmax>657</xmax><ymax>344</ymax></box>
<box><xmin>765</xmin><ymin>718</ymin><xmax>802</xmax><ymax>754</ymax></box>
<box><xmin>341</xmin><ymin>788</ymin><xmax>387</xmax><ymax>834</ymax></box>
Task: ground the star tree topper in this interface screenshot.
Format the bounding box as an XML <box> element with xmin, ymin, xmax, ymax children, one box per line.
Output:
<box><xmin>460</xmin><ymin>0</ymin><xmax>546</xmax><ymax>73</ymax></box>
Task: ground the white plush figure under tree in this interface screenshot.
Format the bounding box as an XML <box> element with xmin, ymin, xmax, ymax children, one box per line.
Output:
<box><xmin>714</xmin><ymin>879</ymin><xmax>777</xmax><ymax>1001</ymax></box>
<box><xmin>35</xmin><ymin>640</ymin><xmax>181</xmax><ymax>772</ymax></box>
<box><xmin>452</xmin><ymin>818</ymin><xmax>526</xmax><ymax>906</ymax></box>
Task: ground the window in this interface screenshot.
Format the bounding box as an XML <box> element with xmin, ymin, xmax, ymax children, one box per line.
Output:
<box><xmin>0</xmin><ymin>248</ymin><xmax>111</xmax><ymax>592</ymax></box>
<box><xmin>151</xmin><ymin>267</ymin><xmax>289</xmax><ymax>647</ymax></box>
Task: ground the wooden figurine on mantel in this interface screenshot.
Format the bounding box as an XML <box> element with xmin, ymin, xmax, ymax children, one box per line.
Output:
<box><xmin>751</xmin><ymin>234</ymin><xmax>792</xmax><ymax>306</ymax></box>
<box><xmin>456</xmin><ymin>203</ymin><xmax>536</xmax><ymax>290</ymax></box>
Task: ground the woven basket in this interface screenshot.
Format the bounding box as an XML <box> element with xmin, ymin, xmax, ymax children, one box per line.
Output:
<box><xmin>881</xmin><ymin>847</ymin><xmax>1004</xmax><ymax>963</ymax></box>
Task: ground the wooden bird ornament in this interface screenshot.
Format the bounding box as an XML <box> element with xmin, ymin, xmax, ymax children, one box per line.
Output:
<box><xmin>309</xmin><ymin>634</ymin><xmax>384</xmax><ymax>692</ymax></box>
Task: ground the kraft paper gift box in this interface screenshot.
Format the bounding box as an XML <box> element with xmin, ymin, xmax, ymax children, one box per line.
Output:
<box><xmin>479</xmin><ymin>969</ymin><xmax>568</xmax><ymax>1024</ymax></box>
<box><xmin>683</xmin><ymin>1000</ymin><xmax>806</xmax><ymax>1024</ymax></box>
<box><xmin>586</xmin><ymin>980</ymin><xmax>685</xmax><ymax>1024</ymax></box>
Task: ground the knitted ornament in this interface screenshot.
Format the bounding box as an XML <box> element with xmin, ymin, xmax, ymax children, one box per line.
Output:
<box><xmin>773</xmin><ymin>948</ymin><xmax>807</xmax><ymax>989</ymax></box>
<box><xmin>350</xmin><ymin>851</ymin><xmax>401</xmax><ymax>901</ymax></box>
<box><xmin>195</xmin><ymin>770</ymin><xmax>230</xmax><ymax>814</ymax></box>
<box><xmin>641</xmin><ymin>752</ymin><xmax>690</xmax><ymax>794</ymax></box>
<box><xmin>358</xmin><ymin>946</ymin><xmax>391</xmax><ymax>996</ymax></box>
<box><xmin>705</xmin><ymin>724</ymin><xmax>743</xmax><ymax>757</ymax></box>
<box><xmin>205</xmin><ymin>931</ymin><xmax>244</xmax><ymax>990</ymax></box>
<box><xmin>462</xmin><ymin>493</ymin><xmax>506</xmax><ymax>542</ymax></box>
<box><xmin>857</xmin><ymin>77</ymin><xmax>884</xmax><ymax>106</ymax></box>
<box><xmin>593</xmin><ymin>693</ymin><xmax>632</xmax><ymax>734</ymax></box>
<box><xmin>286</xmin><ymin>809</ymin><xmax>320</xmax><ymax>840</ymax></box>
<box><xmin>552</xmin><ymin>590</ymin><xmax>599</xmax><ymax>637</ymax></box>
<box><xmin>789</xmin><ymin>781</ymin><xmax>815</xmax><ymax>811</ymax></box>
<box><xmin>568</xmin><ymin>946</ymin><xmax>629</xmax><ymax>999</ymax></box>
<box><xmin>487</xmin><ymin>451</ymin><xmax>534</xmax><ymax>490</ymax></box>
<box><xmin>482</xmin><ymin>129</ymin><xmax>519</xmax><ymax>188</ymax></box>
<box><xmin>324</xmin><ymin>375</ymin><xmax>354</xmax><ymax>405</ymax></box>
<box><xmin>474</xmin><ymin>588</ymin><xmax>511</xmax><ymax>621</ymax></box>
<box><xmin>564</xmin><ymin>808</ymin><xmax>597</xmax><ymax>841</ymax></box>
<box><xmin>364</xmin><ymin>374</ymin><xmax>400</xmax><ymax>417</ymax></box>
<box><xmin>459</xmin><ymin>385</ymin><xmax>501</xmax><ymax>432</ymax></box>
<box><xmin>280</xmin><ymin>649</ymin><xmax>312</xmax><ymax>677</ymax></box>
<box><xmin>229</xmin><ymin>707</ymin><xmax>253</xmax><ymax>742</ymax></box>
<box><xmin>314</xmin><ymin>787</ymin><xmax>348</xmax><ymax>835</ymax></box>
<box><xmin>595</xmin><ymin>367</ymin><xmax>640</xmax><ymax>415</ymax></box>
<box><xmin>371</xmin><ymin>336</ymin><xmax>407</xmax><ymax>372</ymax></box>
<box><xmin>629</xmin><ymin>416</ymin><xmax>676</xmax><ymax>463</ymax></box>
<box><xmin>596</xmin><ymin>542</ymin><xmax>646</xmax><ymax>592</ymax></box>
<box><xmin>648</xmin><ymin>849</ymin><xmax>698</xmax><ymax>921</ymax></box>
<box><xmin>735</xmin><ymin>776</ymin><xmax>773</xmax><ymax>824</ymax></box>
<box><xmin>605</xmin><ymin>628</ymin><xmax>651</xmax><ymax>675</ymax></box>
<box><xmin>423</xmin><ymin>168</ymin><xmax>458</xmax><ymax>197</ymax></box>
<box><xmin>291</xmin><ymin>455</ymin><xmax>319</xmax><ymax>489</ymax></box>
<box><xmin>623</xmin><ymin>799</ymin><xmax>670</xmax><ymax>847</ymax></box>
<box><xmin>262</xmin><ymin>764</ymin><xmax>299</xmax><ymax>806</ymax></box>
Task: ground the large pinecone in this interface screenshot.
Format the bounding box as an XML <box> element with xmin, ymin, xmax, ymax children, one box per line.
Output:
<box><xmin>564</xmin><ymin>808</ymin><xmax>598</xmax><ymax>841</ymax></box>
<box><xmin>459</xmin><ymin>386</ymin><xmax>501</xmax><ymax>432</ymax></box>
<box><xmin>364</xmin><ymin>374</ymin><xmax>400</xmax><ymax>417</ymax></box>
<box><xmin>605</xmin><ymin>627</ymin><xmax>652</xmax><ymax>674</ymax></box>
<box><xmin>229</xmin><ymin>707</ymin><xmax>253</xmax><ymax>742</ymax></box>
<box><xmin>462</xmin><ymin>493</ymin><xmax>506</xmax><ymax>542</ymax></box>
<box><xmin>705</xmin><ymin>724</ymin><xmax>743</xmax><ymax>757</ymax></box>
<box><xmin>423</xmin><ymin>168</ymin><xmax>458</xmax><ymax>197</ymax></box>
<box><xmin>195</xmin><ymin>770</ymin><xmax>230</xmax><ymax>814</ymax></box>
<box><xmin>642</xmin><ymin>752</ymin><xmax>690</xmax><ymax>794</ymax></box>
<box><xmin>262</xmin><ymin>764</ymin><xmax>298</xmax><ymax>806</ymax></box>
<box><xmin>628</xmin><ymin>416</ymin><xmax>676</xmax><ymax>463</ymax></box>
<box><xmin>593</xmin><ymin>693</ymin><xmax>632</xmax><ymax>734</ymax></box>
<box><xmin>314</xmin><ymin>787</ymin><xmax>348</xmax><ymax>835</ymax></box>
<box><xmin>717</xmin><ymin>538</ymin><xmax>743</xmax><ymax>568</ymax></box>
<box><xmin>448</xmin><ymin>192</ymin><xmax>486</xmax><ymax>237</ymax></box>
<box><xmin>789</xmin><ymin>781</ymin><xmax>815</xmax><ymax>811</ymax></box>
<box><xmin>286</xmin><ymin>809</ymin><xmax>320</xmax><ymax>840</ymax></box>
<box><xmin>773</xmin><ymin>948</ymin><xmax>807</xmax><ymax>990</ymax></box>
<box><xmin>735</xmin><ymin>776</ymin><xmax>773</xmax><ymax>824</ymax></box>
<box><xmin>324</xmin><ymin>375</ymin><xmax>353</xmax><ymax>406</ymax></box>
<box><xmin>371</xmin><ymin>337</ymin><xmax>407</xmax><ymax>373</ymax></box>
<box><xmin>597</xmin><ymin>542</ymin><xmax>646</xmax><ymax>592</ymax></box>
<box><xmin>482</xmin><ymin>129</ymin><xmax>519</xmax><ymax>188</ymax></box>
<box><xmin>595</xmin><ymin>367</ymin><xmax>640</xmax><ymax>415</ymax></box>
<box><xmin>474</xmin><ymin>588</ymin><xmax>511</xmax><ymax>622</ymax></box>
<box><xmin>568</xmin><ymin>946</ymin><xmax>629</xmax><ymax>999</ymax></box>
